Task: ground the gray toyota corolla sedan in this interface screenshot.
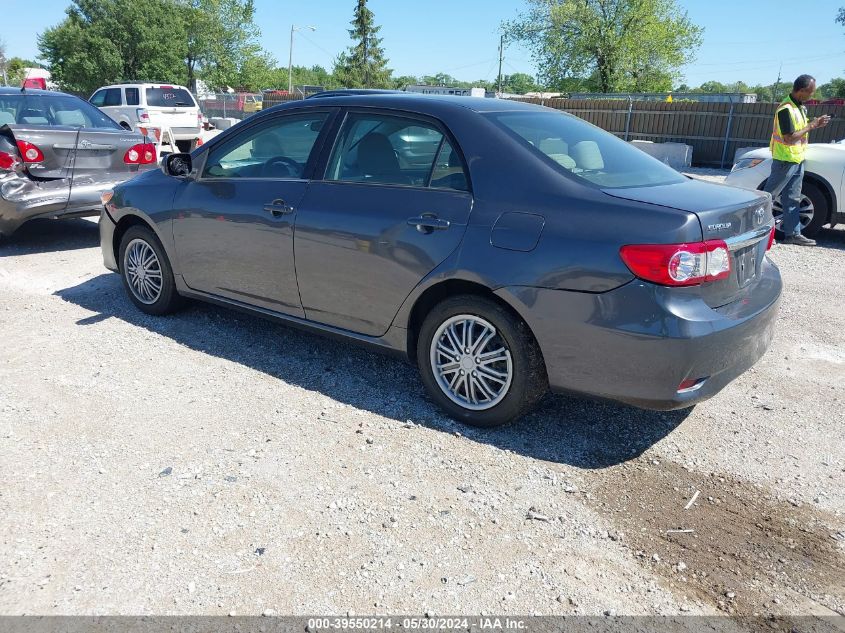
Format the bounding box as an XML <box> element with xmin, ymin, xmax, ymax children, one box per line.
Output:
<box><xmin>0</xmin><ymin>87</ymin><xmax>156</xmax><ymax>239</ymax></box>
<box><xmin>100</xmin><ymin>92</ymin><xmax>781</xmax><ymax>427</ymax></box>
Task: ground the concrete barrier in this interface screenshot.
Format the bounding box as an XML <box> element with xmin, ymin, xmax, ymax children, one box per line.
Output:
<box><xmin>629</xmin><ymin>140</ymin><xmax>692</xmax><ymax>170</ymax></box>
<box><xmin>210</xmin><ymin>117</ymin><xmax>239</xmax><ymax>130</ymax></box>
<box><xmin>733</xmin><ymin>145</ymin><xmax>768</xmax><ymax>165</ymax></box>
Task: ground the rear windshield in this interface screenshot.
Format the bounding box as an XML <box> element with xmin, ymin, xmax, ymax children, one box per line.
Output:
<box><xmin>0</xmin><ymin>93</ymin><xmax>120</xmax><ymax>129</ymax></box>
<box><xmin>145</xmin><ymin>88</ymin><xmax>196</xmax><ymax>108</ymax></box>
<box><xmin>488</xmin><ymin>111</ymin><xmax>685</xmax><ymax>189</ymax></box>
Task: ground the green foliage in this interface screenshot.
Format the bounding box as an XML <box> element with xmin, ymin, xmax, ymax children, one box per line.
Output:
<box><xmin>37</xmin><ymin>0</ymin><xmax>267</xmax><ymax>94</ymax></box>
<box><xmin>503</xmin><ymin>72</ymin><xmax>538</xmax><ymax>94</ymax></box>
<box><xmin>3</xmin><ymin>57</ymin><xmax>44</xmax><ymax>86</ymax></box>
<box><xmin>392</xmin><ymin>75</ymin><xmax>419</xmax><ymax>90</ymax></box>
<box><xmin>504</xmin><ymin>0</ymin><xmax>703</xmax><ymax>93</ymax></box>
<box><xmin>38</xmin><ymin>0</ymin><xmax>188</xmax><ymax>95</ymax></box>
<box><xmin>818</xmin><ymin>78</ymin><xmax>845</xmax><ymax>99</ymax></box>
<box><xmin>180</xmin><ymin>0</ymin><xmax>263</xmax><ymax>90</ymax></box>
<box><xmin>333</xmin><ymin>0</ymin><xmax>392</xmax><ymax>88</ymax></box>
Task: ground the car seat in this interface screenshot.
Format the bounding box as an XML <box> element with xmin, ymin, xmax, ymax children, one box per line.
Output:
<box><xmin>572</xmin><ymin>141</ymin><xmax>604</xmax><ymax>170</ymax></box>
<box><xmin>53</xmin><ymin>110</ymin><xmax>87</xmax><ymax>127</ymax></box>
<box><xmin>357</xmin><ymin>133</ymin><xmax>402</xmax><ymax>183</ymax></box>
<box><xmin>18</xmin><ymin>108</ymin><xmax>49</xmax><ymax>125</ymax></box>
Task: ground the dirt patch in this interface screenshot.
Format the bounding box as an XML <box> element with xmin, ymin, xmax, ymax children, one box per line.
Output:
<box><xmin>591</xmin><ymin>459</ymin><xmax>845</xmax><ymax>617</ymax></box>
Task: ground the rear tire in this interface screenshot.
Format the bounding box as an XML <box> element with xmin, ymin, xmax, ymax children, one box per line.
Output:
<box><xmin>417</xmin><ymin>295</ymin><xmax>548</xmax><ymax>428</ymax></box>
<box><xmin>771</xmin><ymin>180</ymin><xmax>829</xmax><ymax>239</ymax></box>
<box><xmin>118</xmin><ymin>226</ymin><xmax>183</xmax><ymax>316</ymax></box>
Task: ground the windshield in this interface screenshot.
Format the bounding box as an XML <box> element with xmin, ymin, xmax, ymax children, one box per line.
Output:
<box><xmin>145</xmin><ymin>87</ymin><xmax>196</xmax><ymax>108</ymax></box>
<box><xmin>488</xmin><ymin>111</ymin><xmax>685</xmax><ymax>189</ymax></box>
<box><xmin>0</xmin><ymin>93</ymin><xmax>121</xmax><ymax>129</ymax></box>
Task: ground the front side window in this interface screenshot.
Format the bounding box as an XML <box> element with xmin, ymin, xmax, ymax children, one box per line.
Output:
<box><xmin>326</xmin><ymin>113</ymin><xmax>467</xmax><ymax>190</ymax></box>
<box><xmin>89</xmin><ymin>90</ymin><xmax>106</xmax><ymax>107</ymax></box>
<box><xmin>489</xmin><ymin>111</ymin><xmax>685</xmax><ymax>189</ymax></box>
<box><xmin>125</xmin><ymin>88</ymin><xmax>140</xmax><ymax>106</ymax></box>
<box><xmin>202</xmin><ymin>112</ymin><xmax>329</xmax><ymax>179</ymax></box>
<box><xmin>145</xmin><ymin>87</ymin><xmax>196</xmax><ymax>108</ymax></box>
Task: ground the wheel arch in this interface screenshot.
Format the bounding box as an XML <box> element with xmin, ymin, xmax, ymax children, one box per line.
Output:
<box><xmin>404</xmin><ymin>278</ymin><xmax>543</xmax><ymax>367</ymax></box>
<box><xmin>803</xmin><ymin>173</ymin><xmax>835</xmax><ymax>222</ymax></box>
<box><xmin>112</xmin><ymin>214</ymin><xmax>157</xmax><ymax>269</ymax></box>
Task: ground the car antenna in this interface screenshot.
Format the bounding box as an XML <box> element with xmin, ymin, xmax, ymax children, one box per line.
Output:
<box><xmin>20</xmin><ymin>67</ymin><xmax>31</xmax><ymax>93</ymax></box>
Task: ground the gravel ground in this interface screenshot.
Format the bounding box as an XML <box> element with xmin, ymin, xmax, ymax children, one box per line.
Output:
<box><xmin>0</xmin><ymin>170</ymin><xmax>843</xmax><ymax>617</ymax></box>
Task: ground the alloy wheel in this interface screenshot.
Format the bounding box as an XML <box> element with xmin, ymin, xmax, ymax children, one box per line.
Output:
<box><xmin>429</xmin><ymin>314</ymin><xmax>513</xmax><ymax>411</ymax></box>
<box><xmin>123</xmin><ymin>238</ymin><xmax>163</xmax><ymax>305</ymax></box>
<box><xmin>772</xmin><ymin>194</ymin><xmax>814</xmax><ymax>231</ymax></box>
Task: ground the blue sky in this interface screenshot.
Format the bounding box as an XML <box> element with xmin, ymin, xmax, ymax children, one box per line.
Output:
<box><xmin>3</xmin><ymin>0</ymin><xmax>844</xmax><ymax>87</ymax></box>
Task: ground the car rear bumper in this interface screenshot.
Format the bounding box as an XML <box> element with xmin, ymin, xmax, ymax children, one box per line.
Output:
<box><xmin>170</xmin><ymin>127</ymin><xmax>202</xmax><ymax>140</ymax></box>
<box><xmin>0</xmin><ymin>174</ymin><xmax>71</xmax><ymax>236</ymax></box>
<box><xmin>497</xmin><ymin>257</ymin><xmax>782</xmax><ymax>410</ymax></box>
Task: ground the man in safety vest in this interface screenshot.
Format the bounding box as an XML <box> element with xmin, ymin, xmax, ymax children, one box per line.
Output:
<box><xmin>765</xmin><ymin>74</ymin><xmax>830</xmax><ymax>246</ymax></box>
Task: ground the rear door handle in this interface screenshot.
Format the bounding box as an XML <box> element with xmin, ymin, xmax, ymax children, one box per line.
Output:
<box><xmin>407</xmin><ymin>214</ymin><xmax>450</xmax><ymax>233</ymax></box>
<box><xmin>263</xmin><ymin>199</ymin><xmax>294</xmax><ymax>217</ymax></box>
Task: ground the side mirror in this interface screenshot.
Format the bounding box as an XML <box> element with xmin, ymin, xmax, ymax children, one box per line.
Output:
<box><xmin>163</xmin><ymin>152</ymin><xmax>192</xmax><ymax>178</ymax></box>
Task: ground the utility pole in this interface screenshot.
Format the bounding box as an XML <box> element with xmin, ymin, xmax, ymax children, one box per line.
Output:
<box><xmin>773</xmin><ymin>63</ymin><xmax>782</xmax><ymax>102</ymax></box>
<box><xmin>497</xmin><ymin>34</ymin><xmax>504</xmax><ymax>95</ymax></box>
<box><xmin>289</xmin><ymin>25</ymin><xmax>317</xmax><ymax>94</ymax></box>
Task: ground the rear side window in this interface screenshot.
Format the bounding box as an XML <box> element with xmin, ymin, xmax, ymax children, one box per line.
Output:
<box><xmin>490</xmin><ymin>111</ymin><xmax>685</xmax><ymax>189</ymax></box>
<box><xmin>145</xmin><ymin>88</ymin><xmax>195</xmax><ymax>108</ymax></box>
<box><xmin>103</xmin><ymin>88</ymin><xmax>122</xmax><ymax>107</ymax></box>
<box><xmin>125</xmin><ymin>88</ymin><xmax>140</xmax><ymax>106</ymax></box>
<box><xmin>326</xmin><ymin>113</ymin><xmax>468</xmax><ymax>190</ymax></box>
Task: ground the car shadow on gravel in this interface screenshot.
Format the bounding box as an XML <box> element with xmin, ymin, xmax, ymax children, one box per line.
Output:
<box><xmin>55</xmin><ymin>273</ymin><xmax>689</xmax><ymax>470</ymax></box>
<box><xmin>0</xmin><ymin>218</ymin><xmax>99</xmax><ymax>255</ymax></box>
<box><xmin>813</xmin><ymin>226</ymin><xmax>845</xmax><ymax>251</ymax></box>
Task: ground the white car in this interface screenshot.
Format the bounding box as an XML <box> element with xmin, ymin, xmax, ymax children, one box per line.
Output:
<box><xmin>89</xmin><ymin>83</ymin><xmax>202</xmax><ymax>153</ymax></box>
<box><xmin>725</xmin><ymin>141</ymin><xmax>845</xmax><ymax>238</ymax></box>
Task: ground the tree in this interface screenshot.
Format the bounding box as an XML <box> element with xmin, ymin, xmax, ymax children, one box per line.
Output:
<box><xmin>5</xmin><ymin>57</ymin><xmax>45</xmax><ymax>86</ymax></box>
<box><xmin>179</xmin><ymin>0</ymin><xmax>263</xmax><ymax>90</ymax></box>
<box><xmin>38</xmin><ymin>0</ymin><xmax>188</xmax><ymax>94</ymax></box>
<box><xmin>504</xmin><ymin>0</ymin><xmax>703</xmax><ymax>93</ymax></box>
<box><xmin>503</xmin><ymin>72</ymin><xmax>538</xmax><ymax>94</ymax></box>
<box><xmin>392</xmin><ymin>74</ymin><xmax>418</xmax><ymax>89</ymax></box>
<box><xmin>333</xmin><ymin>0</ymin><xmax>392</xmax><ymax>88</ymax></box>
<box><xmin>818</xmin><ymin>77</ymin><xmax>845</xmax><ymax>99</ymax></box>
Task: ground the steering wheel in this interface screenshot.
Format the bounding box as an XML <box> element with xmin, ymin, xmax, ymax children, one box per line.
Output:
<box><xmin>262</xmin><ymin>156</ymin><xmax>300</xmax><ymax>178</ymax></box>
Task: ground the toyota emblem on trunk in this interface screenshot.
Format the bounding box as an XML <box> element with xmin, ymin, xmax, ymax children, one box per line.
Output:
<box><xmin>754</xmin><ymin>207</ymin><xmax>765</xmax><ymax>226</ymax></box>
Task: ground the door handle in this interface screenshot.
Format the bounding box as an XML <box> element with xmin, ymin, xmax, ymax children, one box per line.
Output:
<box><xmin>263</xmin><ymin>198</ymin><xmax>294</xmax><ymax>217</ymax></box>
<box><xmin>407</xmin><ymin>214</ymin><xmax>450</xmax><ymax>233</ymax></box>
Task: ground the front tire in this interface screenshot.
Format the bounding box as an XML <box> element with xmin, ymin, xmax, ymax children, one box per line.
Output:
<box><xmin>118</xmin><ymin>226</ymin><xmax>183</xmax><ymax>315</ymax></box>
<box><xmin>417</xmin><ymin>295</ymin><xmax>548</xmax><ymax>428</ymax></box>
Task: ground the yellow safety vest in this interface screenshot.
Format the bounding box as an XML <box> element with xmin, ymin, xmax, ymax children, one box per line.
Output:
<box><xmin>770</xmin><ymin>96</ymin><xmax>809</xmax><ymax>163</ymax></box>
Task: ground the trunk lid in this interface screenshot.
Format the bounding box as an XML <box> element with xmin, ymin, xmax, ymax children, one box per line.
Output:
<box><xmin>2</xmin><ymin>124</ymin><xmax>77</xmax><ymax>179</ymax></box>
<box><xmin>604</xmin><ymin>178</ymin><xmax>774</xmax><ymax>308</ymax></box>
<box><xmin>72</xmin><ymin>128</ymin><xmax>147</xmax><ymax>179</ymax></box>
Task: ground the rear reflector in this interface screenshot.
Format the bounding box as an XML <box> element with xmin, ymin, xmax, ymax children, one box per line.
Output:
<box><xmin>123</xmin><ymin>143</ymin><xmax>156</xmax><ymax>165</ymax></box>
<box><xmin>619</xmin><ymin>240</ymin><xmax>731</xmax><ymax>286</ymax></box>
<box><xmin>677</xmin><ymin>377</ymin><xmax>708</xmax><ymax>393</ymax></box>
<box><xmin>766</xmin><ymin>226</ymin><xmax>775</xmax><ymax>251</ymax></box>
<box><xmin>16</xmin><ymin>140</ymin><xmax>44</xmax><ymax>163</ymax></box>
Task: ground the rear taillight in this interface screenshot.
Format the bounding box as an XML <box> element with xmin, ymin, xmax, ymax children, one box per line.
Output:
<box><xmin>123</xmin><ymin>143</ymin><xmax>156</xmax><ymax>165</ymax></box>
<box><xmin>766</xmin><ymin>226</ymin><xmax>775</xmax><ymax>251</ymax></box>
<box><xmin>16</xmin><ymin>140</ymin><xmax>44</xmax><ymax>163</ymax></box>
<box><xmin>0</xmin><ymin>151</ymin><xmax>20</xmax><ymax>170</ymax></box>
<box><xmin>136</xmin><ymin>108</ymin><xmax>150</xmax><ymax>122</ymax></box>
<box><xmin>619</xmin><ymin>240</ymin><xmax>731</xmax><ymax>286</ymax></box>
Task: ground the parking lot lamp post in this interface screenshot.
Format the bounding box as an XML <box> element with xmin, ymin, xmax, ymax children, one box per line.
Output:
<box><xmin>289</xmin><ymin>25</ymin><xmax>317</xmax><ymax>94</ymax></box>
